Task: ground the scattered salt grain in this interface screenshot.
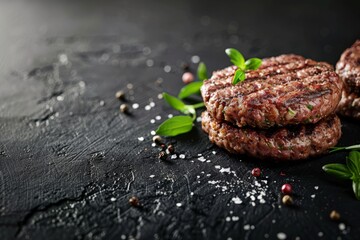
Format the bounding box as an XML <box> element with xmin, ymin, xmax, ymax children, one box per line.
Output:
<box><xmin>179</xmin><ymin>154</ymin><xmax>185</xmax><ymax>159</ymax></box>
<box><xmin>338</xmin><ymin>223</ymin><xmax>346</xmax><ymax>231</ymax></box>
<box><xmin>164</xmin><ymin>65</ymin><xmax>171</xmax><ymax>73</ymax></box>
<box><xmin>212</xmin><ymin>151</ymin><xmax>217</xmax><ymax>155</ymax></box>
<box><xmin>215</xmin><ymin>165</ymin><xmax>221</xmax><ymax>169</ymax></box>
<box><xmin>157</xmin><ymin>93</ymin><xmax>163</xmax><ymax>99</ymax></box>
<box><xmin>110</xmin><ymin>197</ymin><xmax>116</xmax><ymax>202</ymax></box>
<box><xmin>171</xmin><ymin>154</ymin><xmax>177</xmax><ymax>159</ymax></box>
<box><xmin>145</xmin><ymin>105</ymin><xmax>151</xmax><ymax>111</ymax></box>
<box><xmin>196</xmin><ymin>117</ymin><xmax>202</xmax><ymax>122</ymax></box>
<box><xmin>132</xmin><ymin>103</ymin><xmax>139</xmax><ymax>109</ymax></box>
<box><xmin>311</xmin><ymin>194</ymin><xmax>316</xmax><ymax>198</ymax></box>
<box><xmin>138</xmin><ymin>137</ymin><xmax>144</xmax><ymax>141</ymax></box>
<box><xmin>226</xmin><ymin>217</ymin><xmax>231</xmax><ymax>222</ymax></box>
<box><xmin>151</xmin><ymin>131</ymin><xmax>156</xmax><ymax>135</ymax></box>
<box><xmin>150</xmin><ymin>119</ymin><xmax>155</xmax><ymax>124</ymax></box>
<box><xmin>155</xmin><ymin>116</ymin><xmax>161</xmax><ymax>120</ymax></box>
<box><xmin>314</xmin><ymin>186</ymin><xmax>319</xmax><ymax>190</ymax></box>
<box><xmin>231</xmin><ymin>196</ymin><xmax>242</xmax><ymax>204</ymax></box>
<box><xmin>220</xmin><ymin>167</ymin><xmax>231</xmax><ymax>174</ymax></box>
<box><xmin>168</xmin><ymin>114</ymin><xmax>173</xmax><ymax>118</ymax></box>
<box><xmin>149</xmin><ymin>175</ymin><xmax>155</xmax><ymax>178</ymax></box>
<box><xmin>318</xmin><ymin>232</ymin><xmax>323</xmax><ymax>237</ymax></box>
<box><xmin>146</xmin><ymin>59</ymin><xmax>154</xmax><ymax>67</ymax></box>
<box><xmin>198</xmin><ymin>156</ymin><xmax>206</xmax><ymax>162</ymax></box>
<box><xmin>243</xmin><ymin>224</ymin><xmax>250</xmax><ymax>230</ymax></box>
<box><xmin>176</xmin><ymin>203</ymin><xmax>182</xmax><ymax>207</ymax></box>
<box><xmin>232</xmin><ymin>216</ymin><xmax>239</xmax><ymax>221</ymax></box>
<box><xmin>277</xmin><ymin>232</ymin><xmax>287</xmax><ymax>240</ymax></box>
<box><xmin>191</xmin><ymin>55</ymin><xmax>200</xmax><ymax>64</ymax></box>
<box><xmin>149</xmin><ymin>102</ymin><xmax>155</xmax><ymax>107</ymax></box>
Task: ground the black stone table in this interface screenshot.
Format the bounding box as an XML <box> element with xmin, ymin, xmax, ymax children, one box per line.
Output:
<box><xmin>0</xmin><ymin>1</ymin><xmax>360</xmax><ymax>239</ymax></box>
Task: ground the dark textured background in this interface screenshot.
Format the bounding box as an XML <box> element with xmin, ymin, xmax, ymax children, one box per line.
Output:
<box><xmin>0</xmin><ymin>0</ymin><xmax>360</xmax><ymax>239</ymax></box>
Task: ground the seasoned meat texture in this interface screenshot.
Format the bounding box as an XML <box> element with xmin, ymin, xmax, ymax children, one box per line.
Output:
<box><xmin>201</xmin><ymin>111</ymin><xmax>341</xmax><ymax>161</ymax></box>
<box><xmin>201</xmin><ymin>54</ymin><xmax>343</xmax><ymax>129</ymax></box>
<box><xmin>337</xmin><ymin>90</ymin><xmax>360</xmax><ymax>119</ymax></box>
<box><xmin>336</xmin><ymin>40</ymin><xmax>360</xmax><ymax>94</ymax></box>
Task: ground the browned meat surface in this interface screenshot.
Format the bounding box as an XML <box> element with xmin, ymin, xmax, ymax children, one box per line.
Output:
<box><xmin>201</xmin><ymin>54</ymin><xmax>343</xmax><ymax>129</ymax></box>
<box><xmin>336</xmin><ymin>40</ymin><xmax>360</xmax><ymax>94</ymax></box>
<box><xmin>337</xmin><ymin>90</ymin><xmax>360</xmax><ymax>119</ymax></box>
<box><xmin>201</xmin><ymin>111</ymin><xmax>341</xmax><ymax>161</ymax></box>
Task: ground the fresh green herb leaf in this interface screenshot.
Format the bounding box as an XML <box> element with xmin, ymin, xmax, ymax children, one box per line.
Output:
<box><xmin>163</xmin><ymin>92</ymin><xmax>185</xmax><ymax>112</ymax></box>
<box><xmin>225</xmin><ymin>48</ymin><xmax>245</xmax><ymax>69</ymax></box>
<box><xmin>323</xmin><ymin>150</ymin><xmax>360</xmax><ymax>200</ymax></box>
<box><xmin>197</xmin><ymin>62</ymin><xmax>208</xmax><ymax>81</ymax></box>
<box><xmin>288</xmin><ymin>108</ymin><xmax>296</xmax><ymax>116</ymax></box>
<box><xmin>347</xmin><ymin>151</ymin><xmax>360</xmax><ymax>179</ymax></box>
<box><xmin>322</xmin><ymin>163</ymin><xmax>353</xmax><ymax>180</ymax></box>
<box><xmin>178</xmin><ymin>81</ymin><xmax>203</xmax><ymax>99</ymax></box>
<box><xmin>232</xmin><ymin>69</ymin><xmax>246</xmax><ymax>85</ymax></box>
<box><xmin>306</xmin><ymin>104</ymin><xmax>314</xmax><ymax>110</ymax></box>
<box><xmin>330</xmin><ymin>144</ymin><xmax>360</xmax><ymax>153</ymax></box>
<box><xmin>353</xmin><ymin>180</ymin><xmax>360</xmax><ymax>200</ymax></box>
<box><xmin>155</xmin><ymin>116</ymin><xmax>193</xmax><ymax>136</ymax></box>
<box><xmin>245</xmin><ymin>58</ymin><xmax>262</xmax><ymax>70</ymax></box>
<box><xmin>192</xmin><ymin>102</ymin><xmax>205</xmax><ymax>109</ymax></box>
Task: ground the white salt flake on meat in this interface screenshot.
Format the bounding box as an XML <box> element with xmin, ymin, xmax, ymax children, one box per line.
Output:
<box><xmin>231</xmin><ymin>196</ymin><xmax>242</xmax><ymax>204</ymax></box>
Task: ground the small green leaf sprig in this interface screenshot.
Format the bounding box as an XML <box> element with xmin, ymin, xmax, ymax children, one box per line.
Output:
<box><xmin>225</xmin><ymin>48</ymin><xmax>262</xmax><ymax>85</ymax></box>
<box><xmin>156</xmin><ymin>63</ymin><xmax>208</xmax><ymax>136</ymax></box>
<box><xmin>323</xmin><ymin>150</ymin><xmax>360</xmax><ymax>200</ymax></box>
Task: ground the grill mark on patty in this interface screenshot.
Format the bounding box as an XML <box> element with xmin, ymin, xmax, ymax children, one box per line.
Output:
<box><xmin>284</xmin><ymin>89</ymin><xmax>332</xmax><ymax>106</ymax></box>
<box><xmin>204</xmin><ymin>63</ymin><xmax>332</xmax><ymax>103</ymax></box>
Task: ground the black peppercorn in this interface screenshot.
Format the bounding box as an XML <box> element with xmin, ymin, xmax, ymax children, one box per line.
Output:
<box><xmin>129</xmin><ymin>196</ymin><xmax>140</xmax><ymax>207</ymax></box>
<box><xmin>158</xmin><ymin>151</ymin><xmax>167</xmax><ymax>160</ymax></box>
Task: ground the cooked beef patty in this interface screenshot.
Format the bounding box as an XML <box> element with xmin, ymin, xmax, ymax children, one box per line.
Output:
<box><xmin>336</xmin><ymin>40</ymin><xmax>360</xmax><ymax>94</ymax></box>
<box><xmin>201</xmin><ymin>111</ymin><xmax>341</xmax><ymax>161</ymax></box>
<box><xmin>201</xmin><ymin>54</ymin><xmax>343</xmax><ymax>129</ymax></box>
<box><xmin>337</xmin><ymin>90</ymin><xmax>360</xmax><ymax>120</ymax></box>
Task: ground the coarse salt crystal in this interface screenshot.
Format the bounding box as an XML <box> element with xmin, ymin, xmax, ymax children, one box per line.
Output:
<box><xmin>132</xmin><ymin>103</ymin><xmax>139</xmax><ymax>109</ymax></box>
<box><xmin>179</xmin><ymin>154</ymin><xmax>185</xmax><ymax>159</ymax></box>
<box><xmin>231</xmin><ymin>196</ymin><xmax>242</xmax><ymax>204</ymax></box>
<box><xmin>277</xmin><ymin>232</ymin><xmax>287</xmax><ymax>240</ymax></box>
<box><xmin>138</xmin><ymin>137</ymin><xmax>144</xmax><ymax>141</ymax></box>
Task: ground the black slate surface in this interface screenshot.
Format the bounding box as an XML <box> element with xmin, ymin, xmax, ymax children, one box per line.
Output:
<box><xmin>0</xmin><ymin>0</ymin><xmax>360</xmax><ymax>239</ymax></box>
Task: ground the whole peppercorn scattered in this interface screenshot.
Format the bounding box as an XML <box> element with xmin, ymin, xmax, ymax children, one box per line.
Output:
<box><xmin>115</xmin><ymin>90</ymin><xmax>125</xmax><ymax>100</ymax></box>
<box><xmin>160</xmin><ymin>144</ymin><xmax>166</xmax><ymax>150</ymax></box>
<box><xmin>152</xmin><ymin>135</ymin><xmax>162</xmax><ymax>144</ymax></box>
<box><xmin>181</xmin><ymin>63</ymin><xmax>190</xmax><ymax>72</ymax></box>
<box><xmin>158</xmin><ymin>151</ymin><xmax>167</xmax><ymax>160</ymax></box>
<box><xmin>129</xmin><ymin>196</ymin><xmax>140</xmax><ymax>207</ymax></box>
<box><xmin>120</xmin><ymin>104</ymin><xmax>129</xmax><ymax>113</ymax></box>
<box><xmin>282</xmin><ymin>195</ymin><xmax>293</xmax><ymax>205</ymax></box>
<box><xmin>330</xmin><ymin>210</ymin><xmax>340</xmax><ymax>221</ymax></box>
<box><xmin>281</xmin><ymin>183</ymin><xmax>292</xmax><ymax>195</ymax></box>
<box><xmin>251</xmin><ymin>168</ymin><xmax>261</xmax><ymax>177</ymax></box>
<box><xmin>182</xmin><ymin>72</ymin><xmax>194</xmax><ymax>84</ymax></box>
<box><xmin>167</xmin><ymin>144</ymin><xmax>175</xmax><ymax>154</ymax></box>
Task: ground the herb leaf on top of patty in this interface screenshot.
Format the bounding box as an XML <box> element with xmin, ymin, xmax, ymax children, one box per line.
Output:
<box><xmin>225</xmin><ymin>48</ymin><xmax>262</xmax><ymax>85</ymax></box>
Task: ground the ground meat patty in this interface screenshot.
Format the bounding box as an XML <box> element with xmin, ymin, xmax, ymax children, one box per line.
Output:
<box><xmin>201</xmin><ymin>111</ymin><xmax>341</xmax><ymax>161</ymax></box>
<box><xmin>201</xmin><ymin>54</ymin><xmax>343</xmax><ymax>129</ymax></box>
<box><xmin>336</xmin><ymin>40</ymin><xmax>360</xmax><ymax>94</ymax></box>
<box><xmin>337</xmin><ymin>90</ymin><xmax>360</xmax><ymax>119</ymax></box>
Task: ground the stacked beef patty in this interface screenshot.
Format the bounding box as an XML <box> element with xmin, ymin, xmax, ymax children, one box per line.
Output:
<box><xmin>336</xmin><ymin>40</ymin><xmax>360</xmax><ymax>119</ymax></box>
<box><xmin>201</xmin><ymin>54</ymin><xmax>343</xmax><ymax>160</ymax></box>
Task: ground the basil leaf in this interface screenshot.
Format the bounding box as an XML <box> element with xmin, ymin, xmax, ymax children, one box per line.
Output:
<box><xmin>322</xmin><ymin>163</ymin><xmax>353</xmax><ymax>180</ymax></box>
<box><xmin>232</xmin><ymin>69</ymin><xmax>246</xmax><ymax>85</ymax></box>
<box><xmin>353</xmin><ymin>180</ymin><xmax>360</xmax><ymax>200</ymax></box>
<box><xmin>197</xmin><ymin>62</ymin><xmax>208</xmax><ymax>81</ymax></box>
<box><xmin>178</xmin><ymin>81</ymin><xmax>203</xmax><ymax>99</ymax></box>
<box><xmin>163</xmin><ymin>92</ymin><xmax>186</xmax><ymax>112</ymax></box>
<box><xmin>183</xmin><ymin>105</ymin><xmax>195</xmax><ymax>116</ymax></box>
<box><xmin>347</xmin><ymin>151</ymin><xmax>360</xmax><ymax>180</ymax></box>
<box><xmin>330</xmin><ymin>144</ymin><xmax>360</xmax><ymax>153</ymax></box>
<box><xmin>225</xmin><ymin>48</ymin><xmax>245</xmax><ymax>69</ymax></box>
<box><xmin>245</xmin><ymin>58</ymin><xmax>262</xmax><ymax>70</ymax></box>
<box><xmin>156</xmin><ymin>116</ymin><xmax>193</xmax><ymax>136</ymax></box>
